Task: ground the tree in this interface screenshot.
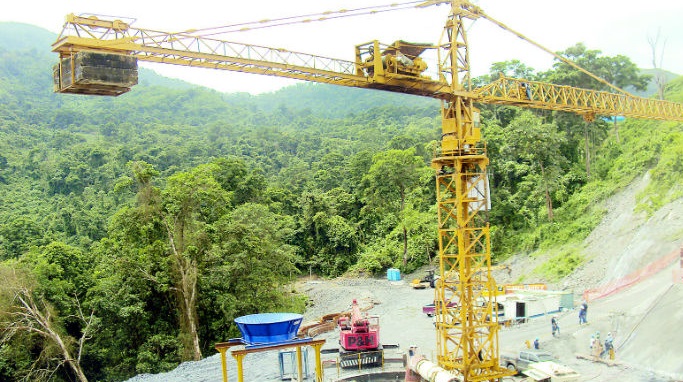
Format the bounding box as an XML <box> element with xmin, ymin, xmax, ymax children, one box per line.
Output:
<box><xmin>210</xmin><ymin>157</ymin><xmax>266</xmax><ymax>205</ymax></box>
<box><xmin>86</xmin><ymin>234</ymin><xmax>179</xmax><ymax>379</ymax></box>
<box><xmin>543</xmin><ymin>43</ymin><xmax>651</xmax><ymax>174</ymax></box>
<box><xmin>156</xmin><ymin>164</ymin><xmax>231</xmax><ymax>361</ymax></box>
<box><xmin>0</xmin><ymin>217</ymin><xmax>48</xmax><ymax>260</ymax></box>
<box><xmin>102</xmin><ymin>161</ymin><xmax>231</xmax><ymax>362</ymax></box>
<box><xmin>0</xmin><ymin>262</ymin><xmax>94</xmax><ymax>382</ymax></box>
<box><xmin>297</xmin><ymin>189</ymin><xmax>359</xmax><ymax>276</ymax></box>
<box><xmin>361</xmin><ymin>148</ymin><xmax>432</xmax><ymax>267</ymax></box>
<box><xmin>211</xmin><ymin>203</ymin><xmax>299</xmax><ymax>313</ymax></box>
<box><xmin>501</xmin><ymin>111</ymin><xmax>567</xmax><ymax>222</ymax></box>
<box><xmin>647</xmin><ymin>30</ymin><xmax>668</xmax><ymax>101</ymax></box>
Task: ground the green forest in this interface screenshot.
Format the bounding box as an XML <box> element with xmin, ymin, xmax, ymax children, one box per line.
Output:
<box><xmin>0</xmin><ymin>22</ymin><xmax>681</xmax><ymax>381</ymax></box>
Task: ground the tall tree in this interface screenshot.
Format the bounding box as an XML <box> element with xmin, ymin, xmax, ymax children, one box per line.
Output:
<box><xmin>647</xmin><ymin>30</ymin><xmax>668</xmax><ymax>101</ymax></box>
<box><xmin>543</xmin><ymin>43</ymin><xmax>651</xmax><ymax>174</ymax></box>
<box><xmin>361</xmin><ymin>148</ymin><xmax>432</xmax><ymax>267</ymax></box>
<box><xmin>113</xmin><ymin>161</ymin><xmax>231</xmax><ymax>361</ymax></box>
<box><xmin>157</xmin><ymin>164</ymin><xmax>231</xmax><ymax>360</ymax></box>
<box><xmin>502</xmin><ymin>111</ymin><xmax>567</xmax><ymax>222</ymax></box>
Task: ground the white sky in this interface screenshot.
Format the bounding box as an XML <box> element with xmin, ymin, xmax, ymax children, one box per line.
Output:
<box><xmin>2</xmin><ymin>0</ymin><xmax>682</xmax><ymax>94</ymax></box>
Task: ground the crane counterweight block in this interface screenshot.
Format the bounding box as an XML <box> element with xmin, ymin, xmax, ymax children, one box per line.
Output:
<box><xmin>53</xmin><ymin>51</ymin><xmax>138</xmax><ymax>96</ymax></box>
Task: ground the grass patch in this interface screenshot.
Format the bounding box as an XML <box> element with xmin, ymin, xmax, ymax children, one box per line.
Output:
<box><xmin>534</xmin><ymin>248</ymin><xmax>585</xmax><ymax>282</ymax></box>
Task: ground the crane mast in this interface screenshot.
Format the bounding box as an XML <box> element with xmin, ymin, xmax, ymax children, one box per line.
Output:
<box><xmin>51</xmin><ymin>2</ymin><xmax>683</xmax><ymax>381</ymax></box>
<box><xmin>431</xmin><ymin>2</ymin><xmax>510</xmax><ymax>380</ymax></box>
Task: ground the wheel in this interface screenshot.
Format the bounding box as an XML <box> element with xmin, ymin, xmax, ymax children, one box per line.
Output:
<box><xmin>506</xmin><ymin>363</ymin><xmax>517</xmax><ymax>374</ymax></box>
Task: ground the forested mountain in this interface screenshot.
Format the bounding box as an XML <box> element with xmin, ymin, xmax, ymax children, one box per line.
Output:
<box><xmin>0</xmin><ymin>23</ymin><xmax>681</xmax><ymax>382</ymax></box>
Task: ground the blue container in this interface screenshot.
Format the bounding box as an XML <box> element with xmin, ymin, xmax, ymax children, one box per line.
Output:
<box><xmin>234</xmin><ymin>313</ymin><xmax>303</xmax><ymax>345</ymax></box>
<box><xmin>387</xmin><ymin>268</ymin><xmax>401</xmax><ymax>281</ymax></box>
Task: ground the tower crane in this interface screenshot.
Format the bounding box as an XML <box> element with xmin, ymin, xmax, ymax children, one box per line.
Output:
<box><xmin>51</xmin><ymin>1</ymin><xmax>683</xmax><ymax>381</ymax></box>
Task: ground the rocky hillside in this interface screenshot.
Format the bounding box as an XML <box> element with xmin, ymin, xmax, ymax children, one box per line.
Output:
<box><xmin>499</xmin><ymin>172</ymin><xmax>683</xmax><ymax>293</ymax></box>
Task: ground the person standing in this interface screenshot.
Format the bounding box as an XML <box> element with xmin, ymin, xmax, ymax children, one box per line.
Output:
<box><xmin>578</xmin><ymin>301</ymin><xmax>588</xmax><ymax>325</ymax></box>
<box><xmin>551</xmin><ymin>316</ymin><xmax>560</xmax><ymax>337</ymax></box>
<box><xmin>592</xmin><ymin>331</ymin><xmax>602</xmax><ymax>359</ymax></box>
<box><xmin>533</xmin><ymin>338</ymin><xmax>540</xmax><ymax>349</ymax></box>
<box><xmin>604</xmin><ymin>332</ymin><xmax>615</xmax><ymax>360</ymax></box>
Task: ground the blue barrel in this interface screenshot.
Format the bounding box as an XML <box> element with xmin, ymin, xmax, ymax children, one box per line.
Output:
<box><xmin>234</xmin><ymin>313</ymin><xmax>303</xmax><ymax>345</ymax></box>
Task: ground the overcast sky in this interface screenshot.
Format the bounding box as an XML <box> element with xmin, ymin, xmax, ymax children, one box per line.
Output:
<box><xmin>3</xmin><ymin>0</ymin><xmax>681</xmax><ymax>94</ymax></box>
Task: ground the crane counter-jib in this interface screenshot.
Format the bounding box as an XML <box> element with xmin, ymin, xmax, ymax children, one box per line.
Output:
<box><xmin>52</xmin><ymin>35</ymin><xmax>461</xmax><ymax>99</ymax></box>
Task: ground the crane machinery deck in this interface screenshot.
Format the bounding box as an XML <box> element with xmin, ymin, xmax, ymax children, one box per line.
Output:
<box><xmin>51</xmin><ymin>1</ymin><xmax>683</xmax><ymax>381</ymax></box>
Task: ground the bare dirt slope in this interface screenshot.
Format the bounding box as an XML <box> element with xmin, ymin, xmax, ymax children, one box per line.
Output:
<box><xmin>498</xmin><ymin>173</ymin><xmax>683</xmax><ymax>292</ymax></box>
<box><xmin>494</xmin><ymin>172</ymin><xmax>683</xmax><ymax>378</ymax></box>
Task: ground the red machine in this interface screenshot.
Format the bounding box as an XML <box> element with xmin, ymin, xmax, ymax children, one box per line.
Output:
<box><xmin>338</xmin><ymin>299</ymin><xmax>380</xmax><ymax>352</ymax></box>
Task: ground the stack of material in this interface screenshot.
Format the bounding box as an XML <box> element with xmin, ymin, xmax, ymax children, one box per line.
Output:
<box><xmin>53</xmin><ymin>52</ymin><xmax>138</xmax><ymax>96</ymax></box>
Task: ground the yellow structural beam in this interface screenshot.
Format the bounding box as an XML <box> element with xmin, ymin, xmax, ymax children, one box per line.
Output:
<box><xmin>216</xmin><ymin>338</ymin><xmax>326</xmax><ymax>382</ymax></box>
<box><xmin>476</xmin><ymin>75</ymin><xmax>683</xmax><ymax>122</ymax></box>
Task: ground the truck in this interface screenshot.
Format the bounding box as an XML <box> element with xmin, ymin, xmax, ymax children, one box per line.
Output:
<box><xmin>500</xmin><ymin>350</ymin><xmax>557</xmax><ymax>373</ymax></box>
<box><xmin>422</xmin><ymin>301</ymin><xmax>457</xmax><ymax>317</ymax></box>
<box><xmin>500</xmin><ymin>350</ymin><xmax>580</xmax><ymax>381</ymax></box>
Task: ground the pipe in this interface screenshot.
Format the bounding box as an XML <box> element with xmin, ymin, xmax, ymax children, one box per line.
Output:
<box><xmin>413</xmin><ymin>358</ymin><xmax>463</xmax><ymax>382</ymax></box>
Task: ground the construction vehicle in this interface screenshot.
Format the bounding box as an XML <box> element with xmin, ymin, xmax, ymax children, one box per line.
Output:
<box><xmin>411</xmin><ymin>269</ymin><xmax>436</xmax><ymax>289</ymax></box>
<box><xmin>423</xmin><ymin>300</ymin><xmax>457</xmax><ymax>317</ymax></box>
<box><xmin>500</xmin><ymin>349</ymin><xmax>556</xmax><ymax>374</ymax></box>
<box><xmin>51</xmin><ymin>2</ymin><xmax>683</xmax><ymax>380</ymax></box>
<box><xmin>336</xmin><ymin>299</ymin><xmax>382</xmax><ymax>368</ymax></box>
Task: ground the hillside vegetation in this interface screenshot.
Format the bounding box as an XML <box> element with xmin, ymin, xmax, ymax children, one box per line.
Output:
<box><xmin>0</xmin><ymin>23</ymin><xmax>681</xmax><ymax>382</ymax></box>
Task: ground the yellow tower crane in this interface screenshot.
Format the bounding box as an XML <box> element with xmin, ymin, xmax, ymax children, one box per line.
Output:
<box><xmin>51</xmin><ymin>1</ymin><xmax>683</xmax><ymax>381</ymax></box>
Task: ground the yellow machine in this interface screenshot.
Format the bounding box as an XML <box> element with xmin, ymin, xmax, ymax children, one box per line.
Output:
<box><xmin>411</xmin><ymin>269</ymin><xmax>436</xmax><ymax>289</ymax></box>
<box><xmin>51</xmin><ymin>1</ymin><xmax>683</xmax><ymax>381</ymax></box>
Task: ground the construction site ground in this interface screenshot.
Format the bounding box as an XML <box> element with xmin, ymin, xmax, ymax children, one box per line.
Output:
<box><xmin>126</xmin><ymin>273</ymin><xmax>681</xmax><ymax>382</ymax></box>
<box><xmin>126</xmin><ymin>173</ymin><xmax>683</xmax><ymax>381</ymax></box>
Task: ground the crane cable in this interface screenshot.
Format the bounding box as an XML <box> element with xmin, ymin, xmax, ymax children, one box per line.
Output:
<box><xmin>477</xmin><ymin>9</ymin><xmax>635</xmax><ymax>97</ymax></box>
<box><xmin>185</xmin><ymin>1</ymin><xmax>430</xmax><ymax>37</ymax></box>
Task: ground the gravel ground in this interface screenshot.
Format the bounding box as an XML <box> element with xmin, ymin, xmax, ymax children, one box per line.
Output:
<box><xmin>125</xmin><ymin>273</ymin><xmax>681</xmax><ymax>382</ymax></box>
<box><xmin>125</xmin><ymin>278</ymin><xmax>436</xmax><ymax>382</ymax></box>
